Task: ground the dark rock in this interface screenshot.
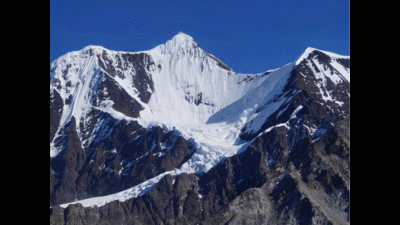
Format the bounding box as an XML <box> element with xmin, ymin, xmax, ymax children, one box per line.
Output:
<box><xmin>51</xmin><ymin>117</ymin><xmax>349</xmax><ymax>224</ymax></box>
<box><xmin>50</xmin><ymin>90</ymin><xmax>63</xmax><ymax>143</ymax></box>
<box><xmin>50</xmin><ymin>121</ymin><xmax>196</xmax><ymax>206</ymax></box>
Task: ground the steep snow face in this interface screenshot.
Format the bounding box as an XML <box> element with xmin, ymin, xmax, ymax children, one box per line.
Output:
<box><xmin>208</xmin><ymin>62</ymin><xmax>297</xmax><ymax>134</ymax></box>
<box><xmin>50</xmin><ymin>47</ymin><xmax>105</xmax><ymax>157</ymax></box>
<box><xmin>50</xmin><ymin>47</ymin><xmax>103</xmax><ymax>130</ymax></box>
<box><xmin>139</xmin><ymin>33</ymin><xmax>267</xmax><ymax>126</ymax></box>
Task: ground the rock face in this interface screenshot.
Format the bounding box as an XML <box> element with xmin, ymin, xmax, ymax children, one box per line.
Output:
<box><xmin>50</xmin><ymin>33</ymin><xmax>350</xmax><ymax>224</ymax></box>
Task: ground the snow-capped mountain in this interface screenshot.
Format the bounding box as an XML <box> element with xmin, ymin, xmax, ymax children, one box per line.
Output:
<box><xmin>50</xmin><ymin>33</ymin><xmax>350</xmax><ymax>225</ymax></box>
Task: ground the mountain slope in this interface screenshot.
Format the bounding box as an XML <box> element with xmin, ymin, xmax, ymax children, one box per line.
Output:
<box><xmin>50</xmin><ymin>33</ymin><xmax>350</xmax><ymax>225</ymax></box>
<box><xmin>50</xmin><ymin>33</ymin><xmax>272</xmax><ymax>206</ymax></box>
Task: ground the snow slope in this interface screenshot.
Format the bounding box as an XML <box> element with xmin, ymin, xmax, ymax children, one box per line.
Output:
<box><xmin>139</xmin><ymin>32</ymin><xmax>269</xmax><ymax>126</ymax></box>
<box><xmin>50</xmin><ymin>47</ymin><xmax>105</xmax><ymax>157</ymax></box>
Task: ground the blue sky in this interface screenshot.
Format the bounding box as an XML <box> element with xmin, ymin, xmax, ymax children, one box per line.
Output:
<box><xmin>50</xmin><ymin>0</ymin><xmax>350</xmax><ymax>73</ymax></box>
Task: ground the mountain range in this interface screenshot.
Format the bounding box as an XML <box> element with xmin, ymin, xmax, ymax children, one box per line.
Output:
<box><xmin>50</xmin><ymin>32</ymin><xmax>350</xmax><ymax>225</ymax></box>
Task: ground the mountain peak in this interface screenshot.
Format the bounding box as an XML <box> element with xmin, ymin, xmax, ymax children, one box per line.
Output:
<box><xmin>296</xmin><ymin>47</ymin><xmax>350</xmax><ymax>65</ymax></box>
<box><xmin>82</xmin><ymin>45</ymin><xmax>109</xmax><ymax>53</ymax></box>
<box><xmin>159</xmin><ymin>32</ymin><xmax>201</xmax><ymax>54</ymax></box>
<box><xmin>173</xmin><ymin>32</ymin><xmax>193</xmax><ymax>40</ymax></box>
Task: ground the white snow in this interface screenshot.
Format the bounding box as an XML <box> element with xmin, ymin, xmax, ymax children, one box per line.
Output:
<box><xmin>137</xmin><ymin>33</ymin><xmax>266</xmax><ymax>127</ymax></box>
<box><xmin>290</xmin><ymin>105</ymin><xmax>304</xmax><ymax>120</ymax></box>
<box><xmin>206</xmin><ymin>62</ymin><xmax>298</xmax><ymax>136</ymax></box>
<box><xmin>296</xmin><ymin>47</ymin><xmax>350</xmax><ymax>66</ymax></box>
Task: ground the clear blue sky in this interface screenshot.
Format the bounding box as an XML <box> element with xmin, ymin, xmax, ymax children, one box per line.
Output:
<box><xmin>50</xmin><ymin>0</ymin><xmax>350</xmax><ymax>73</ymax></box>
